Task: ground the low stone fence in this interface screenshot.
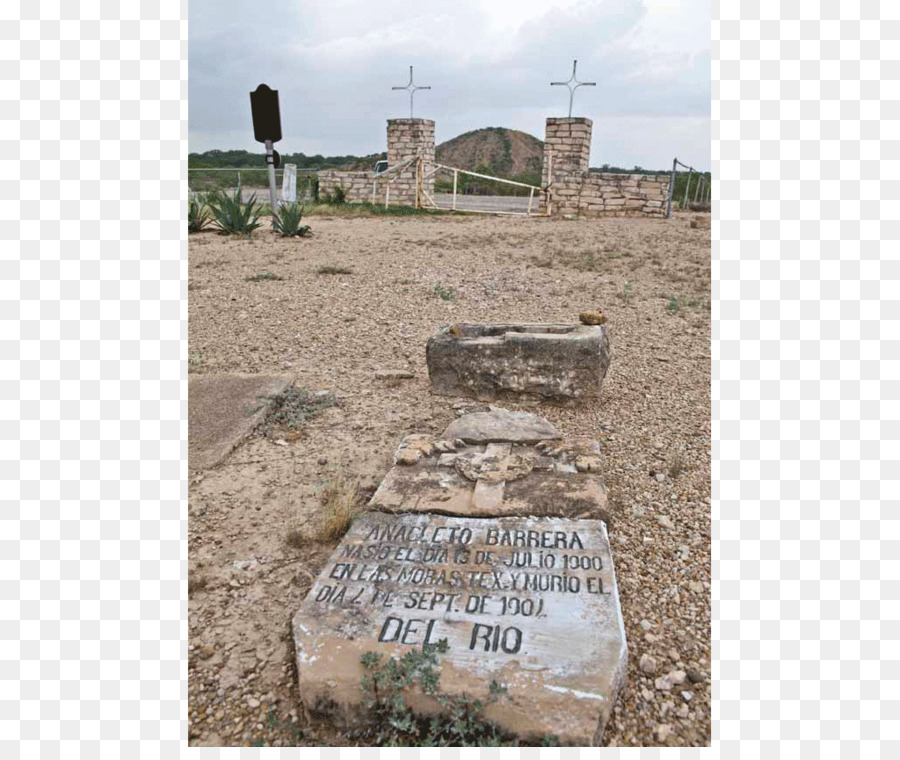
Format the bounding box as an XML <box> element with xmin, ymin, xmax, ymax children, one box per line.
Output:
<box><xmin>317</xmin><ymin>170</ymin><xmax>377</xmax><ymax>203</ymax></box>
<box><xmin>552</xmin><ymin>172</ymin><xmax>669</xmax><ymax>218</ymax></box>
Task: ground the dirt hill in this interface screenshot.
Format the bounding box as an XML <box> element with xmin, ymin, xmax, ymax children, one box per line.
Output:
<box><xmin>435</xmin><ymin>127</ymin><xmax>543</xmax><ymax>178</ymax></box>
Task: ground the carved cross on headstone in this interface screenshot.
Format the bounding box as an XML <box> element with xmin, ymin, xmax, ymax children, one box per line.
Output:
<box><xmin>551</xmin><ymin>59</ymin><xmax>596</xmax><ymax>117</ymax></box>
<box><xmin>392</xmin><ymin>65</ymin><xmax>431</xmax><ymax>119</ymax></box>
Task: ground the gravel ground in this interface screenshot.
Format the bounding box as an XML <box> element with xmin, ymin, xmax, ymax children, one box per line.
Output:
<box><xmin>188</xmin><ymin>212</ymin><xmax>711</xmax><ymax>747</ymax></box>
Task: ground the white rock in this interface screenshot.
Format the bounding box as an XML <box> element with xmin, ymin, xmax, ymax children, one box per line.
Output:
<box><xmin>639</xmin><ymin>654</ymin><xmax>657</xmax><ymax>675</ymax></box>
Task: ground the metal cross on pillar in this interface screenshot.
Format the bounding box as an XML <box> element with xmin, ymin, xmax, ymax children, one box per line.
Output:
<box><xmin>392</xmin><ymin>65</ymin><xmax>431</xmax><ymax>119</ymax></box>
<box><xmin>551</xmin><ymin>59</ymin><xmax>596</xmax><ymax>118</ymax></box>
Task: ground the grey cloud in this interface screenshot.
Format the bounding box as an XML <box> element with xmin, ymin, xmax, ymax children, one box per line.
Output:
<box><xmin>189</xmin><ymin>0</ymin><xmax>710</xmax><ymax>170</ymax></box>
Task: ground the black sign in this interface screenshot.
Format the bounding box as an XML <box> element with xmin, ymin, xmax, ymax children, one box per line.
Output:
<box><xmin>250</xmin><ymin>84</ymin><xmax>282</xmax><ymax>144</ymax></box>
<box><xmin>272</xmin><ymin>150</ymin><xmax>280</xmax><ymax>169</ymax></box>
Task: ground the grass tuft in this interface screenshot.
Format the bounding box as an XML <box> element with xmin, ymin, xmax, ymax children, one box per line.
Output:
<box><xmin>245</xmin><ymin>271</ymin><xmax>284</xmax><ymax>282</ymax></box>
<box><xmin>316</xmin><ymin>265</ymin><xmax>353</xmax><ymax>275</ymax></box>
<box><xmin>433</xmin><ymin>282</ymin><xmax>456</xmax><ymax>301</ymax></box>
<box><xmin>317</xmin><ymin>472</ymin><xmax>362</xmax><ymax>543</ymax></box>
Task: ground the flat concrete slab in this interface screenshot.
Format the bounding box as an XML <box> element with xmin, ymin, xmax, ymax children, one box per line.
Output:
<box><xmin>188</xmin><ymin>373</ymin><xmax>293</xmax><ymax>473</ymax></box>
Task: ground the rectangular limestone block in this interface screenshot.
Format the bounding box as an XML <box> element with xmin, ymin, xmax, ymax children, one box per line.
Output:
<box><xmin>292</xmin><ymin>512</ymin><xmax>627</xmax><ymax>746</ymax></box>
<box><xmin>427</xmin><ymin>323</ymin><xmax>610</xmax><ymax>402</ymax></box>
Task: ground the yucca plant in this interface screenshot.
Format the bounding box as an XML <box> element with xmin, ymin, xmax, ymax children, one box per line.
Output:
<box><xmin>207</xmin><ymin>187</ymin><xmax>262</xmax><ymax>237</ymax></box>
<box><xmin>273</xmin><ymin>203</ymin><xmax>311</xmax><ymax>237</ymax></box>
<box><xmin>188</xmin><ymin>193</ymin><xmax>210</xmax><ymax>233</ymax></box>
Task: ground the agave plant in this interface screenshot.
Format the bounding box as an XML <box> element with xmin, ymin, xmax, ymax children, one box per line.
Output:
<box><xmin>187</xmin><ymin>193</ymin><xmax>210</xmax><ymax>233</ymax></box>
<box><xmin>207</xmin><ymin>187</ymin><xmax>261</xmax><ymax>237</ymax></box>
<box><xmin>273</xmin><ymin>203</ymin><xmax>311</xmax><ymax>237</ymax></box>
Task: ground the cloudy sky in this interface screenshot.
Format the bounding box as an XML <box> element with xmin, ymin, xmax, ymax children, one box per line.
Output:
<box><xmin>189</xmin><ymin>0</ymin><xmax>710</xmax><ymax>171</ymax></box>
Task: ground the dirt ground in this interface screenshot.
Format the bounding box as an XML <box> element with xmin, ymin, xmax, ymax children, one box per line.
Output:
<box><xmin>187</xmin><ymin>212</ymin><xmax>711</xmax><ymax>747</ymax></box>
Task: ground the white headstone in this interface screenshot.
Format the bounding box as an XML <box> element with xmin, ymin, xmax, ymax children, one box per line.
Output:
<box><xmin>281</xmin><ymin>163</ymin><xmax>297</xmax><ymax>203</ymax></box>
<box><xmin>292</xmin><ymin>512</ymin><xmax>627</xmax><ymax>745</ymax></box>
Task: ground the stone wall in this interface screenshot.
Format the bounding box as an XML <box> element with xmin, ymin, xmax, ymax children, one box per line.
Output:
<box><xmin>315</xmin><ymin>119</ymin><xmax>435</xmax><ymax>208</ymax></box>
<box><xmin>317</xmin><ymin>170</ymin><xmax>378</xmax><ymax>204</ymax></box>
<box><xmin>553</xmin><ymin>172</ymin><xmax>670</xmax><ymax>218</ymax></box>
<box><xmin>540</xmin><ymin>116</ymin><xmax>669</xmax><ymax>218</ymax></box>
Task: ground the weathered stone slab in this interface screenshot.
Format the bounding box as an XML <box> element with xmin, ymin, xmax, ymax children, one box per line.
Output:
<box><xmin>442</xmin><ymin>406</ymin><xmax>560</xmax><ymax>444</ymax></box>
<box><xmin>369</xmin><ymin>433</ymin><xmax>609</xmax><ymax>523</ymax></box>
<box><xmin>188</xmin><ymin>373</ymin><xmax>293</xmax><ymax>473</ymax></box>
<box><xmin>426</xmin><ymin>323</ymin><xmax>610</xmax><ymax>402</ymax></box>
<box><xmin>292</xmin><ymin>512</ymin><xmax>627</xmax><ymax>745</ymax></box>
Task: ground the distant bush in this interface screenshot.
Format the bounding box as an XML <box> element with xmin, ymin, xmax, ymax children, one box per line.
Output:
<box><xmin>321</xmin><ymin>186</ymin><xmax>346</xmax><ymax>205</ymax></box>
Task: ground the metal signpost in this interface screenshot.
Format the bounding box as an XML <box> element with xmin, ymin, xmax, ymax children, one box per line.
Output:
<box><xmin>551</xmin><ymin>59</ymin><xmax>596</xmax><ymax>117</ymax></box>
<box><xmin>249</xmin><ymin>83</ymin><xmax>282</xmax><ymax>213</ymax></box>
<box><xmin>392</xmin><ymin>65</ymin><xmax>431</xmax><ymax>119</ymax></box>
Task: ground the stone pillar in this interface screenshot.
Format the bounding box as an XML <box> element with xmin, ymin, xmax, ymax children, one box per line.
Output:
<box><xmin>386</xmin><ymin>118</ymin><xmax>435</xmax><ymax>207</ymax></box>
<box><xmin>540</xmin><ymin>117</ymin><xmax>592</xmax><ymax>214</ymax></box>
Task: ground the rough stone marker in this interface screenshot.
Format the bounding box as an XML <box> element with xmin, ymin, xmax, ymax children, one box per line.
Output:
<box><xmin>292</xmin><ymin>512</ymin><xmax>627</xmax><ymax>745</ymax></box>
<box><xmin>370</xmin><ymin>430</ymin><xmax>609</xmax><ymax>524</ymax></box>
<box><xmin>426</xmin><ymin>322</ymin><xmax>610</xmax><ymax>402</ymax></box>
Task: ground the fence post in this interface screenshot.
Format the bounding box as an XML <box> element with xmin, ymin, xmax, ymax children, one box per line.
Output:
<box><xmin>693</xmin><ymin>175</ymin><xmax>702</xmax><ymax>204</ymax></box>
<box><xmin>452</xmin><ymin>169</ymin><xmax>458</xmax><ymax>211</ymax></box>
<box><xmin>547</xmin><ymin>151</ymin><xmax>553</xmax><ymax>217</ymax></box>
<box><xmin>682</xmin><ymin>167</ymin><xmax>693</xmax><ymax>210</ymax></box>
<box><xmin>666</xmin><ymin>158</ymin><xmax>677</xmax><ymax>218</ymax></box>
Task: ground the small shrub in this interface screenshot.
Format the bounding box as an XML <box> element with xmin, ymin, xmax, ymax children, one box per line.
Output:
<box><xmin>273</xmin><ymin>203</ymin><xmax>311</xmax><ymax>237</ymax></box>
<box><xmin>359</xmin><ymin>640</ymin><xmax>519</xmax><ymax>746</ymax></box>
<box><xmin>245</xmin><ymin>271</ymin><xmax>284</xmax><ymax>282</ymax></box>
<box><xmin>284</xmin><ymin>529</ymin><xmax>307</xmax><ymax>551</ymax></box>
<box><xmin>208</xmin><ymin>187</ymin><xmax>262</xmax><ymax>237</ymax></box>
<box><xmin>321</xmin><ymin>186</ymin><xmax>347</xmax><ymax>205</ymax></box>
<box><xmin>316</xmin><ymin>265</ymin><xmax>353</xmax><ymax>275</ymax></box>
<box><xmin>579</xmin><ymin>251</ymin><xmax>597</xmax><ymax>270</ymax></box>
<box><xmin>188</xmin><ymin>194</ymin><xmax>210</xmax><ymax>232</ymax></box>
<box><xmin>433</xmin><ymin>282</ymin><xmax>456</xmax><ymax>301</ymax></box>
<box><xmin>188</xmin><ymin>573</ymin><xmax>208</xmax><ymax>597</ymax></box>
<box><xmin>666</xmin><ymin>295</ymin><xmax>680</xmax><ymax>312</ymax></box>
<box><xmin>668</xmin><ymin>453</ymin><xmax>685</xmax><ymax>480</ymax></box>
<box><xmin>617</xmin><ymin>281</ymin><xmax>632</xmax><ymax>301</ymax></box>
<box><xmin>257</xmin><ymin>386</ymin><xmax>336</xmax><ymax>438</ymax></box>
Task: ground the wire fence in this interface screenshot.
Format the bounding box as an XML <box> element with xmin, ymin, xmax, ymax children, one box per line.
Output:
<box><xmin>666</xmin><ymin>159</ymin><xmax>712</xmax><ymax>217</ymax></box>
<box><xmin>188</xmin><ymin>167</ymin><xmax>318</xmax><ymax>203</ymax></box>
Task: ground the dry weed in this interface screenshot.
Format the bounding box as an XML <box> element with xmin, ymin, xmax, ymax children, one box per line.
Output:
<box><xmin>667</xmin><ymin>453</ymin><xmax>686</xmax><ymax>480</ymax></box>
<box><xmin>318</xmin><ymin>472</ymin><xmax>362</xmax><ymax>543</ymax></box>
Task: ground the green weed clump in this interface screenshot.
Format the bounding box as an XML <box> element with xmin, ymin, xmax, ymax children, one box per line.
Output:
<box><xmin>359</xmin><ymin>640</ymin><xmax>519</xmax><ymax>746</ymax></box>
<box><xmin>274</xmin><ymin>203</ymin><xmax>311</xmax><ymax>237</ymax></box>
<box><xmin>208</xmin><ymin>187</ymin><xmax>262</xmax><ymax>237</ymax></box>
<box><xmin>245</xmin><ymin>271</ymin><xmax>284</xmax><ymax>282</ymax></box>
<box><xmin>257</xmin><ymin>386</ymin><xmax>336</xmax><ymax>438</ymax></box>
<box><xmin>316</xmin><ymin>265</ymin><xmax>353</xmax><ymax>275</ymax></box>
<box><xmin>433</xmin><ymin>282</ymin><xmax>456</xmax><ymax>301</ymax></box>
